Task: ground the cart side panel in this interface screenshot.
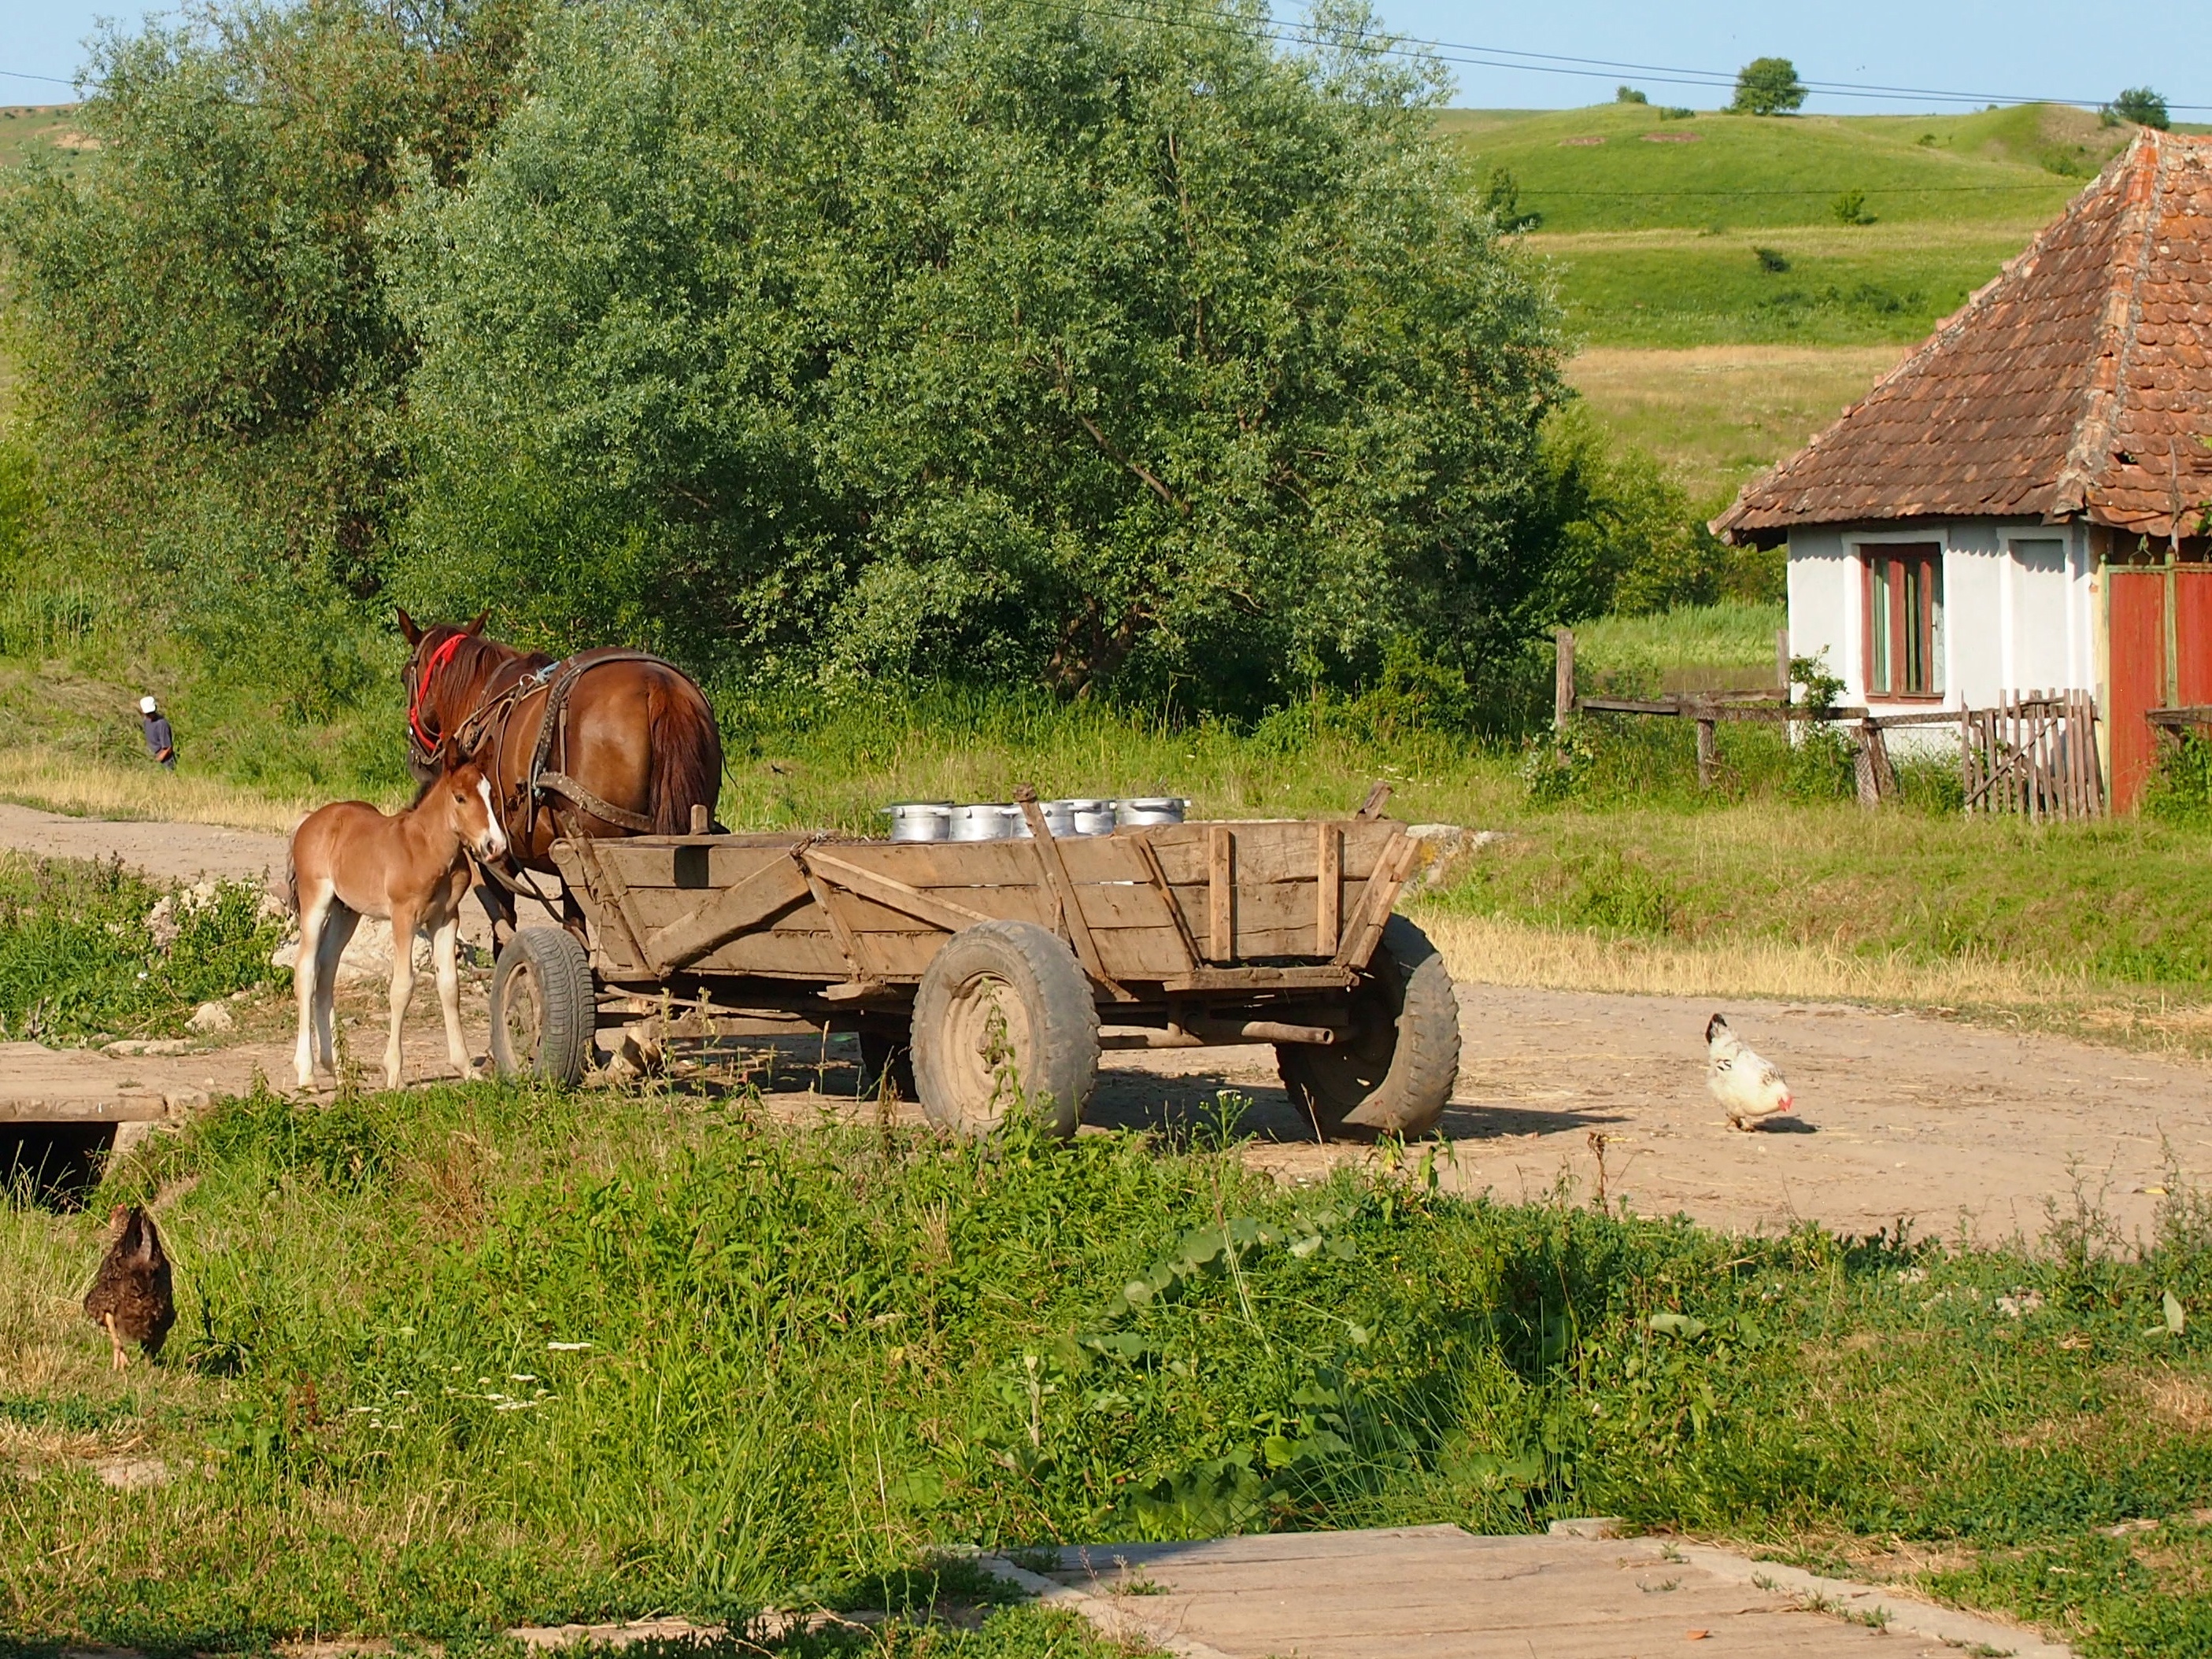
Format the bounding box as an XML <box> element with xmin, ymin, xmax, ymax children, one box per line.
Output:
<box><xmin>1075</xmin><ymin>878</ymin><xmax>1380</xmax><ymax>964</ymax></box>
<box><xmin>1126</xmin><ymin>820</ymin><xmax>1400</xmax><ymax>886</ymax></box>
<box><xmin>572</xmin><ymin>819</ymin><xmax>1415</xmax><ymax>985</ymax></box>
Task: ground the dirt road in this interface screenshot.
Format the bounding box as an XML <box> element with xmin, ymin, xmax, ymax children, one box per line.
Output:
<box><xmin>0</xmin><ymin>800</ymin><xmax>290</xmax><ymax>885</ymax></box>
<box><xmin>1</xmin><ymin>804</ymin><xmax>2193</xmax><ymax>1242</ymax></box>
<box><xmin>1095</xmin><ymin>988</ymin><xmax>2202</xmax><ymax>1245</ymax></box>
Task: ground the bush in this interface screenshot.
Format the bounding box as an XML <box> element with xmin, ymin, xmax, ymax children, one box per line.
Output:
<box><xmin>0</xmin><ymin>856</ymin><xmax>285</xmax><ymax>1043</ymax></box>
<box><xmin>1830</xmin><ymin>188</ymin><xmax>1876</xmax><ymax>226</ymax></box>
<box><xmin>1526</xmin><ymin>406</ymin><xmax>1728</xmax><ymax>619</ymax></box>
<box><xmin>1481</xmin><ymin>165</ymin><xmax>1543</xmax><ymax>231</ymax></box>
<box><xmin>2144</xmin><ymin>731</ymin><xmax>2212</xmax><ymax>826</ymax></box>
<box><xmin>0</xmin><ymin>0</ymin><xmax>536</xmax><ymax>630</ymax></box>
<box><xmin>388</xmin><ymin>0</ymin><xmax>1567</xmax><ymax>714</ymax></box>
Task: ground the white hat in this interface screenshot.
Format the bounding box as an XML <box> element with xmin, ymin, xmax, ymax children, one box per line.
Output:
<box><xmin>139</xmin><ymin>696</ymin><xmax>158</xmax><ymax>715</ymax></box>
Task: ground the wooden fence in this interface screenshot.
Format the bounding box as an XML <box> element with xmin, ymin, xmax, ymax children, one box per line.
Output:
<box><xmin>1552</xmin><ymin>630</ymin><xmax>2105</xmax><ymax>818</ymax></box>
<box><xmin>1958</xmin><ymin>689</ymin><xmax>2103</xmax><ymax>821</ymax></box>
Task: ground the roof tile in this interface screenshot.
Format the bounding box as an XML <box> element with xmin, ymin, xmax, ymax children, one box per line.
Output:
<box><xmin>1718</xmin><ymin>133</ymin><xmax>2212</xmax><ymax>543</ymax></box>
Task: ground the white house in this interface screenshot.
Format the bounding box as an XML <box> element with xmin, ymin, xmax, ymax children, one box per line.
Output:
<box><xmin>1714</xmin><ymin>129</ymin><xmax>2212</xmax><ymax>807</ymax></box>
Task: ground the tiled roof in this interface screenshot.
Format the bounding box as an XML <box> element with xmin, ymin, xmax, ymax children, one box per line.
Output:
<box><xmin>1714</xmin><ymin>130</ymin><xmax>2212</xmax><ymax>544</ymax></box>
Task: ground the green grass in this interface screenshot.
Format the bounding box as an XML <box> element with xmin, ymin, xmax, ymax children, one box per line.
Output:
<box><xmin>1441</xmin><ymin>102</ymin><xmax>2103</xmax><ymax>235</ymax></box>
<box><xmin>1564</xmin><ymin>344</ymin><xmax>1905</xmax><ymax>504</ymax></box>
<box><xmin>1436</xmin><ymin>778</ymin><xmax>2212</xmax><ymax>985</ymax></box>
<box><xmin>1541</xmin><ymin>221</ymin><xmax>2041</xmax><ymax>348</ymax></box>
<box><xmin>0</xmin><ymin>855</ymin><xmax>283</xmax><ymax>1044</ymax></box>
<box><xmin>0</xmin><ymin>104</ymin><xmax>91</xmax><ymax>176</ymax></box>
<box><xmin>6</xmin><ymin>1080</ymin><xmax>2212</xmax><ymax>1652</ymax></box>
<box><xmin>1441</xmin><ymin>102</ymin><xmax>2125</xmax><ymax>351</ymax></box>
<box><xmin>17</xmin><ymin>607</ymin><xmax>2212</xmax><ymax>1022</ymax></box>
<box><xmin>1570</xmin><ymin>601</ymin><xmax>1785</xmax><ymax>686</ymax></box>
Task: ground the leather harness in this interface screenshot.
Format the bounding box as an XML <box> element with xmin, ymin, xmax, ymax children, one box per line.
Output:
<box><xmin>416</xmin><ymin>648</ymin><xmax>685</xmax><ymax>900</ymax></box>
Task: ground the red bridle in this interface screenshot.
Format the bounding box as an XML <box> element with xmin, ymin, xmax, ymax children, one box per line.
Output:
<box><xmin>407</xmin><ymin>633</ymin><xmax>467</xmax><ymax>753</ymax></box>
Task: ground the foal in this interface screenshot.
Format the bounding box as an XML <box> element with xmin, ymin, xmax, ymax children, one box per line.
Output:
<box><xmin>288</xmin><ymin>746</ymin><xmax>509</xmax><ymax>1090</ymax></box>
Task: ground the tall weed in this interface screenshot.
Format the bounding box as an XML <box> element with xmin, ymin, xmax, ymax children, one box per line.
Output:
<box><xmin>0</xmin><ymin>855</ymin><xmax>283</xmax><ymax>1042</ymax></box>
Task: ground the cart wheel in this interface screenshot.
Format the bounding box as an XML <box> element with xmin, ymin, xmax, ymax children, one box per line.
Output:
<box><xmin>490</xmin><ymin>926</ymin><xmax>597</xmax><ymax>1086</ymax></box>
<box><xmin>1278</xmin><ymin>914</ymin><xmax>1459</xmax><ymax>1141</ymax></box>
<box><xmin>912</xmin><ymin>921</ymin><xmax>1098</xmax><ymax>1138</ymax></box>
<box><xmin>856</xmin><ymin>1026</ymin><xmax>917</xmax><ymax>1102</ymax></box>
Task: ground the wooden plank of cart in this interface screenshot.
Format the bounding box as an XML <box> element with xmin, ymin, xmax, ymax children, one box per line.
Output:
<box><xmin>483</xmin><ymin>787</ymin><xmax>1461</xmax><ymax>1142</ymax></box>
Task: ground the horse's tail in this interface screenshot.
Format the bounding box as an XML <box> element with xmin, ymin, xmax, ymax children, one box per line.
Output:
<box><xmin>269</xmin><ymin>848</ymin><xmax>298</xmax><ymax>918</ymax></box>
<box><xmin>649</xmin><ymin>671</ymin><xmax>725</xmax><ymax>836</ymax></box>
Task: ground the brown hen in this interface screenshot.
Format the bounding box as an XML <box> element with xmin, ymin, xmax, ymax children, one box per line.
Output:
<box><xmin>83</xmin><ymin>1205</ymin><xmax>175</xmax><ymax>1370</ymax></box>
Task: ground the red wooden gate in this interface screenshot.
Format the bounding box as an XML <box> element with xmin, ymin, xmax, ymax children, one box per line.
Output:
<box><xmin>2107</xmin><ymin>568</ymin><xmax>2164</xmax><ymax>812</ymax></box>
<box><xmin>2107</xmin><ymin>565</ymin><xmax>2212</xmax><ymax>811</ymax></box>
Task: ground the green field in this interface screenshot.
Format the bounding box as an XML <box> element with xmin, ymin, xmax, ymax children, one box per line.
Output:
<box><xmin>1441</xmin><ymin>102</ymin><xmax>2114</xmax><ymax>234</ymax></box>
<box><xmin>1432</xmin><ymin>101</ymin><xmax>2161</xmax><ymax>475</ymax></box>
<box><xmin>1566</xmin><ymin>345</ymin><xmax>1907</xmax><ymax>503</ymax></box>
<box><xmin>0</xmin><ymin>104</ymin><xmax>90</xmax><ymax>176</ymax></box>
<box><xmin>1537</xmin><ymin>220</ymin><xmax>2046</xmax><ymax>348</ymax></box>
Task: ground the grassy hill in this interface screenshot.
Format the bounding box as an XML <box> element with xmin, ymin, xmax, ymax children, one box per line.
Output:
<box><xmin>1441</xmin><ymin>102</ymin><xmax>2119</xmax><ymax>234</ymax></box>
<box><xmin>0</xmin><ymin>105</ymin><xmax>90</xmax><ymax>176</ymax></box>
<box><xmin>1444</xmin><ymin>101</ymin><xmax>2190</xmax><ymax>494</ymax></box>
<box><xmin>1536</xmin><ymin>220</ymin><xmax>2045</xmax><ymax>349</ymax></box>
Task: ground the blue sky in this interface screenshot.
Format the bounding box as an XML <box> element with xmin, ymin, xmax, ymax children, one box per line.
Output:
<box><xmin>2</xmin><ymin>1</ymin><xmax>2206</xmax><ymax>116</ymax></box>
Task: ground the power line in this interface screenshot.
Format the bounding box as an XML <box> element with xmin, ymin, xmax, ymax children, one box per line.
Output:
<box><xmin>1039</xmin><ymin>1</ymin><xmax>2211</xmax><ymax>113</ymax></box>
<box><xmin>3</xmin><ymin>2</ymin><xmax>2203</xmax><ymax>116</ymax></box>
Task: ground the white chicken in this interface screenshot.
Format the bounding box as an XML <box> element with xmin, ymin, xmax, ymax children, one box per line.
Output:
<box><xmin>1705</xmin><ymin>1014</ymin><xmax>1794</xmax><ymax>1130</ymax></box>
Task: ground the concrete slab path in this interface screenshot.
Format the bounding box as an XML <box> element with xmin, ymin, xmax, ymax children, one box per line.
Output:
<box><xmin>993</xmin><ymin>1524</ymin><xmax>2071</xmax><ymax>1659</ymax></box>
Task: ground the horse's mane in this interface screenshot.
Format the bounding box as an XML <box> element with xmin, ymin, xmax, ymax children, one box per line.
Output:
<box><xmin>414</xmin><ymin>628</ymin><xmax>555</xmax><ymax>737</ymax></box>
<box><xmin>421</xmin><ymin>627</ymin><xmax>555</xmax><ymax>705</ymax></box>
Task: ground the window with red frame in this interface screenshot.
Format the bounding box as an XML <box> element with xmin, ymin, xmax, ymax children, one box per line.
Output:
<box><xmin>1862</xmin><ymin>545</ymin><xmax>1941</xmax><ymax>697</ymax></box>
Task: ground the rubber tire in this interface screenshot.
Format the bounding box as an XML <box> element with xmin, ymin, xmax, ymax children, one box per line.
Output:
<box><xmin>912</xmin><ymin>921</ymin><xmax>1099</xmax><ymax>1139</ymax></box>
<box><xmin>856</xmin><ymin>1027</ymin><xmax>918</xmax><ymax>1103</ymax></box>
<box><xmin>490</xmin><ymin>926</ymin><xmax>597</xmax><ymax>1086</ymax></box>
<box><xmin>1278</xmin><ymin>914</ymin><xmax>1459</xmax><ymax>1141</ymax></box>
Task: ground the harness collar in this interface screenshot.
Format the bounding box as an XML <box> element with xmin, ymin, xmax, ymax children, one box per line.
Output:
<box><xmin>408</xmin><ymin>633</ymin><xmax>468</xmax><ymax>754</ymax></box>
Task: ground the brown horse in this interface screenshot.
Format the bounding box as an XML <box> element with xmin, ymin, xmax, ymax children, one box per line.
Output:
<box><xmin>288</xmin><ymin>741</ymin><xmax>509</xmax><ymax>1090</ymax></box>
<box><xmin>394</xmin><ymin>612</ymin><xmax>724</xmax><ymax>941</ymax></box>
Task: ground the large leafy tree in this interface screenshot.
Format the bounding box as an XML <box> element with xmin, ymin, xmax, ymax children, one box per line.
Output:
<box><xmin>2107</xmin><ymin>87</ymin><xmax>2170</xmax><ymax>130</ymax></box>
<box><xmin>2</xmin><ymin>0</ymin><xmax>535</xmax><ymax>689</ymax></box>
<box><xmin>390</xmin><ymin>0</ymin><xmax>1565</xmax><ymax>707</ymax></box>
<box><xmin>1729</xmin><ymin>57</ymin><xmax>1807</xmax><ymax>117</ymax></box>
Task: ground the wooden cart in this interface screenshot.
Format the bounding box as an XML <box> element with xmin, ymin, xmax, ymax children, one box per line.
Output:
<box><xmin>487</xmin><ymin>790</ymin><xmax>1460</xmax><ymax>1140</ymax></box>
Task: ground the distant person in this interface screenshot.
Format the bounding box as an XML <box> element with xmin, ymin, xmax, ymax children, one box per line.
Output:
<box><xmin>139</xmin><ymin>696</ymin><xmax>176</xmax><ymax>770</ymax></box>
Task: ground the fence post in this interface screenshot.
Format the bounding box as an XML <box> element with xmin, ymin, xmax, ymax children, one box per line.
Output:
<box><xmin>1695</xmin><ymin>711</ymin><xmax>1718</xmax><ymax>791</ymax></box>
<box><xmin>1775</xmin><ymin>627</ymin><xmax>1791</xmax><ymax>696</ymax></box>
<box><xmin>1959</xmin><ymin>707</ymin><xmax>1975</xmax><ymax>811</ymax></box>
<box><xmin>1554</xmin><ymin>626</ymin><xmax>1576</xmax><ymax>735</ymax></box>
